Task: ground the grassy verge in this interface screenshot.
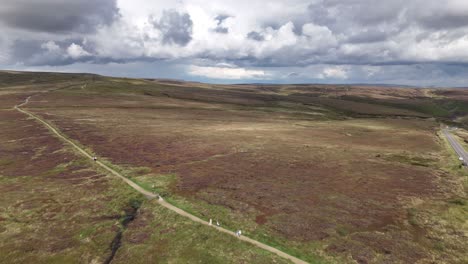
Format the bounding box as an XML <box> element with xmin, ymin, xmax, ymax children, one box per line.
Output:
<box><xmin>383</xmin><ymin>153</ymin><xmax>437</xmax><ymax>167</ymax></box>
<box><xmin>398</xmin><ymin>130</ymin><xmax>468</xmax><ymax>263</ymax></box>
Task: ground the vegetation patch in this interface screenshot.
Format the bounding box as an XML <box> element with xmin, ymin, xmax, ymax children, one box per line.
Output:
<box><xmin>384</xmin><ymin>153</ymin><xmax>437</xmax><ymax>167</ymax></box>
<box><xmin>2</xmin><ymin>71</ymin><xmax>468</xmax><ymax>263</ymax></box>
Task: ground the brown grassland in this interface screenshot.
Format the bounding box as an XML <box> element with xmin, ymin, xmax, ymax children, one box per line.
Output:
<box><xmin>1</xmin><ymin>71</ymin><xmax>467</xmax><ymax>263</ymax></box>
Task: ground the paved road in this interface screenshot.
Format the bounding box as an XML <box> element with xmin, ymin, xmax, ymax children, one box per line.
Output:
<box><xmin>15</xmin><ymin>96</ymin><xmax>308</xmax><ymax>264</ymax></box>
<box><xmin>443</xmin><ymin>129</ymin><xmax>468</xmax><ymax>167</ymax></box>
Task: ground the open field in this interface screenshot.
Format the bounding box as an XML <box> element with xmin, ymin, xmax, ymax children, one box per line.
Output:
<box><xmin>0</xmin><ymin>74</ymin><xmax>297</xmax><ymax>264</ymax></box>
<box><xmin>1</xmin><ymin>71</ymin><xmax>468</xmax><ymax>263</ymax></box>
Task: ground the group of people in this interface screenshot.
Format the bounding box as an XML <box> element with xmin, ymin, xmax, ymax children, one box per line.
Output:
<box><xmin>209</xmin><ymin>218</ymin><xmax>221</xmax><ymax>227</ymax></box>
<box><xmin>92</xmin><ymin>154</ymin><xmax>245</xmax><ymax>238</ymax></box>
<box><xmin>209</xmin><ymin>218</ymin><xmax>242</xmax><ymax>237</ymax></box>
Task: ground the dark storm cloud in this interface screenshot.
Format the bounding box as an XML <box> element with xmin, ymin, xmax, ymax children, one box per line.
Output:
<box><xmin>151</xmin><ymin>10</ymin><xmax>193</xmax><ymax>46</ymax></box>
<box><xmin>214</xmin><ymin>27</ymin><xmax>229</xmax><ymax>34</ymax></box>
<box><xmin>307</xmin><ymin>0</ymin><xmax>468</xmax><ymax>33</ymax></box>
<box><xmin>11</xmin><ymin>40</ymin><xmax>39</xmax><ymax>62</ymax></box>
<box><xmin>213</xmin><ymin>14</ymin><xmax>231</xmax><ymax>34</ymax></box>
<box><xmin>11</xmin><ymin>39</ymin><xmax>72</xmax><ymax>66</ymax></box>
<box><xmin>313</xmin><ymin>0</ymin><xmax>405</xmax><ymax>25</ymax></box>
<box><xmin>305</xmin><ymin>0</ymin><xmax>406</xmax><ymax>38</ymax></box>
<box><xmin>347</xmin><ymin>30</ymin><xmax>390</xmax><ymax>44</ymax></box>
<box><xmin>0</xmin><ymin>0</ymin><xmax>120</xmax><ymax>33</ymax></box>
<box><xmin>287</xmin><ymin>72</ymin><xmax>299</xmax><ymax>78</ymax></box>
<box><xmin>307</xmin><ymin>2</ymin><xmax>334</xmax><ymax>26</ymax></box>
<box><xmin>215</xmin><ymin>15</ymin><xmax>230</xmax><ymax>25</ymax></box>
<box><xmin>416</xmin><ymin>12</ymin><xmax>468</xmax><ymax>30</ymax></box>
<box><xmin>247</xmin><ymin>31</ymin><xmax>265</xmax><ymax>41</ymax></box>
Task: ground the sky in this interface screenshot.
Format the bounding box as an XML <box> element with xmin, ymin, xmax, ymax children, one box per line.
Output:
<box><xmin>1</xmin><ymin>0</ymin><xmax>468</xmax><ymax>86</ymax></box>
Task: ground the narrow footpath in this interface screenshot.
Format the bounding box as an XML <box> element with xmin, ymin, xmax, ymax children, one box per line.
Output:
<box><xmin>14</xmin><ymin>96</ymin><xmax>308</xmax><ymax>264</ymax></box>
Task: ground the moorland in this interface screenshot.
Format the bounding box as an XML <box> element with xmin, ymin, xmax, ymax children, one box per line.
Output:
<box><xmin>1</xmin><ymin>70</ymin><xmax>467</xmax><ymax>264</ymax></box>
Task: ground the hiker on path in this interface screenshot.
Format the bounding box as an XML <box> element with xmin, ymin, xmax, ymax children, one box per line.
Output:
<box><xmin>93</xmin><ymin>156</ymin><xmax>97</xmax><ymax>161</ymax></box>
<box><xmin>209</xmin><ymin>219</ymin><xmax>212</xmax><ymax>226</ymax></box>
<box><xmin>216</xmin><ymin>220</ymin><xmax>220</xmax><ymax>226</ymax></box>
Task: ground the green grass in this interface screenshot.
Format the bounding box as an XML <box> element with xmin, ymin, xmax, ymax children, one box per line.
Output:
<box><xmin>340</xmin><ymin>95</ymin><xmax>468</xmax><ymax>121</ymax></box>
<box><xmin>132</xmin><ymin>173</ymin><xmax>176</xmax><ymax>197</ymax></box>
<box><xmin>448</xmin><ymin>198</ymin><xmax>466</xmax><ymax>206</ymax></box>
<box><xmin>113</xmin><ymin>201</ymin><xmax>294</xmax><ymax>264</ymax></box>
<box><xmin>0</xmin><ymin>158</ymin><xmax>14</xmax><ymax>166</ymax></box>
<box><xmin>39</xmin><ymin>163</ymin><xmax>68</xmax><ymax>177</ymax></box>
<box><xmin>338</xmin><ymin>95</ymin><xmax>448</xmax><ymax>116</ymax></box>
<box><xmin>396</xmin><ymin>131</ymin><xmax>468</xmax><ymax>263</ymax></box>
<box><xmin>0</xmin><ymin>71</ymin><xmax>98</xmax><ymax>88</ymax></box>
<box><xmin>458</xmin><ymin>115</ymin><xmax>468</xmax><ymax>128</ymax></box>
<box><xmin>384</xmin><ymin>153</ymin><xmax>437</xmax><ymax>167</ymax></box>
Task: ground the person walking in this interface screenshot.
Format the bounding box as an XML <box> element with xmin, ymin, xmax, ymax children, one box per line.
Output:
<box><xmin>209</xmin><ymin>219</ymin><xmax>212</xmax><ymax>226</ymax></box>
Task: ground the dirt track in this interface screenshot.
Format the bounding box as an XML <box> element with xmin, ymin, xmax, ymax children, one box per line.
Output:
<box><xmin>14</xmin><ymin>96</ymin><xmax>308</xmax><ymax>264</ymax></box>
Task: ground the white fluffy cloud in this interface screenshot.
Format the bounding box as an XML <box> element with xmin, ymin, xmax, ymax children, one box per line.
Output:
<box><xmin>41</xmin><ymin>41</ymin><xmax>61</xmax><ymax>52</ymax></box>
<box><xmin>319</xmin><ymin>66</ymin><xmax>348</xmax><ymax>79</ymax></box>
<box><xmin>90</xmin><ymin>1</ymin><xmax>468</xmax><ymax>67</ymax></box>
<box><xmin>188</xmin><ymin>65</ymin><xmax>269</xmax><ymax>79</ymax></box>
<box><xmin>67</xmin><ymin>43</ymin><xmax>91</xmax><ymax>59</ymax></box>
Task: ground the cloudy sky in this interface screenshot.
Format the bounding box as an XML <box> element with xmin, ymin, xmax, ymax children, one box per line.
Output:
<box><xmin>1</xmin><ymin>0</ymin><xmax>468</xmax><ymax>86</ymax></box>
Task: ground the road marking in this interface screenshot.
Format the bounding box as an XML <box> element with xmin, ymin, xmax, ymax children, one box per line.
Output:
<box><xmin>15</xmin><ymin>96</ymin><xmax>308</xmax><ymax>264</ymax></box>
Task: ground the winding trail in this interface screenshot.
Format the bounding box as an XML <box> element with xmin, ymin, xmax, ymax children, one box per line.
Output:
<box><xmin>14</xmin><ymin>96</ymin><xmax>308</xmax><ymax>264</ymax></box>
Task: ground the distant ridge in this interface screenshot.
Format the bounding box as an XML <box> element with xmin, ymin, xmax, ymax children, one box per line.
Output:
<box><xmin>1</xmin><ymin>69</ymin><xmax>467</xmax><ymax>89</ymax></box>
<box><xmin>235</xmin><ymin>82</ymin><xmax>417</xmax><ymax>88</ymax></box>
